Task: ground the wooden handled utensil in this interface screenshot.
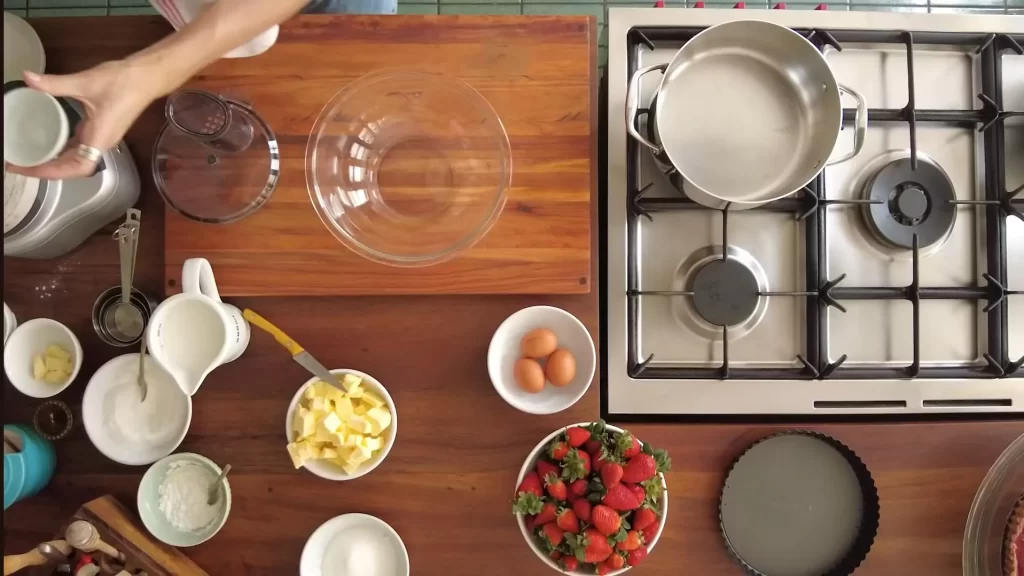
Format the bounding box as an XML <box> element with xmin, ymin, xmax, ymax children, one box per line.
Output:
<box><xmin>3</xmin><ymin>540</ymin><xmax>71</xmax><ymax>575</ymax></box>
<box><xmin>65</xmin><ymin>520</ymin><xmax>125</xmax><ymax>562</ymax></box>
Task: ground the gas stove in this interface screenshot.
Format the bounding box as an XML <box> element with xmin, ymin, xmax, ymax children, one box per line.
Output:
<box><xmin>605</xmin><ymin>9</ymin><xmax>1024</xmax><ymax>418</ymax></box>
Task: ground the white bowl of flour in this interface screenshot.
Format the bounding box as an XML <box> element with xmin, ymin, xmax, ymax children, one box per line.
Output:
<box><xmin>82</xmin><ymin>353</ymin><xmax>191</xmax><ymax>465</ymax></box>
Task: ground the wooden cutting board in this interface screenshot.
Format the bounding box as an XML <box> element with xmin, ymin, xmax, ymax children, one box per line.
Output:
<box><xmin>164</xmin><ymin>15</ymin><xmax>597</xmax><ymax>296</ymax></box>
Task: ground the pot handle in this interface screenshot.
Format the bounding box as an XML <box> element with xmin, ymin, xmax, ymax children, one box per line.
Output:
<box><xmin>828</xmin><ymin>84</ymin><xmax>868</xmax><ymax>166</ymax></box>
<box><xmin>625</xmin><ymin>63</ymin><xmax>668</xmax><ymax>154</ymax></box>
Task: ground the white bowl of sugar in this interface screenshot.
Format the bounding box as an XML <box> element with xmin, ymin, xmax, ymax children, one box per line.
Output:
<box><xmin>82</xmin><ymin>353</ymin><xmax>191</xmax><ymax>465</ymax></box>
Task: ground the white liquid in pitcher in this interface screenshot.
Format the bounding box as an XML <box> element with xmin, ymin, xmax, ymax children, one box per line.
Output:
<box><xmin>158</xmin><ymin>299</ymin><xmax>225</xmax><ymax>385</ymax></box>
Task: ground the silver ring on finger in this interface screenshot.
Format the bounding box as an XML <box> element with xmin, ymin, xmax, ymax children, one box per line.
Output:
<box><xmin>75</xmin><ymin>144</ymin><xmax>103</xmax><ymax>163</ymax></box>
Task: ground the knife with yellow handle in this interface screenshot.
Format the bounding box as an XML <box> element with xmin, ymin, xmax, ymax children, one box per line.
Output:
<box><xmin>242</xmin><ymin>309</ymin><xmax>338</xmax><ymax>385</ymax></box>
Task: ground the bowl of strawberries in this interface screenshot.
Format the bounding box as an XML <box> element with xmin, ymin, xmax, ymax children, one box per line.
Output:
<box><xmin>512</xmin><ymin>421</ymin><xmax>670</xmax><ymax>575</ymax></box>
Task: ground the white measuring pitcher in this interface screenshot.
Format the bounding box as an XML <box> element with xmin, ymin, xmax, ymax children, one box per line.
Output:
<box><xmin>146</xmin><ymin>258</ymin><xmax>250</xmax><ymax>396</ymax></box>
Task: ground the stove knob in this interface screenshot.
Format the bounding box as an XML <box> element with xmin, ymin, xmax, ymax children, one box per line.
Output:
<box><xmin>734</xmin><ymin>1</ymin><xmax>745</xmax><ymax>6</ymax></box>
<box><xmin>773</xmin><ymin>2</ymin><xmax>786</xmax><ymax>7</ymax></box>
<box><xmin>693</xmin><ymin>1</ymin><xmax>705</xmax><ymax>6</ymax></box>
<box><xmin>815</xmin><ymin>2</ymin><xmax>828</xmax><ymax>8</ymax></box>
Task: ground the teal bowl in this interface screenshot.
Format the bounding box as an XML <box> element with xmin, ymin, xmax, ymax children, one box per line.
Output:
<box><xmin>137</xmin><ymin>452</ymin><xmax>231</xmax><ymax>547</ymax></box>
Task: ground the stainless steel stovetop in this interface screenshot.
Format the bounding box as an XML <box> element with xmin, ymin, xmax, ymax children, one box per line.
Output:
<box><xmin>605</xmin><ymin>9</ymin><xmax>1023</xmax><ymax>417</ymax></box>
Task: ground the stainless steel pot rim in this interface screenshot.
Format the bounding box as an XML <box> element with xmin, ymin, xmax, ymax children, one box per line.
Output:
<box><xmin>627</xmin><ymin>20</ymin><xmax>868</xmax><ymax>209</ymax></box>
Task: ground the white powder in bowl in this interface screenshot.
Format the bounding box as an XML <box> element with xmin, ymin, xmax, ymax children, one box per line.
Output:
<box><xmin>157</xmin><ymin>460</ymin><xmax>222</xmax><ymax>532</ymax></box>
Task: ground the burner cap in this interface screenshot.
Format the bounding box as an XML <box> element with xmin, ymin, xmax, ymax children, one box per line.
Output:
<box><xmin>865</xmin><ymin>157</ymin><xmax>956</xmax><ymax>250</ymax></box>
<box><xmin>691</xmin><ymin>258</ymin><xmax>759</xmax><ymax>327</ymax></box>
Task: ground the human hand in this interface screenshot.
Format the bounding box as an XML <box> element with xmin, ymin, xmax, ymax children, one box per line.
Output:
<box><xmin>6</xmin><ymin>60</ymin><xmax>157</xmax><ymax>180</ymax></box>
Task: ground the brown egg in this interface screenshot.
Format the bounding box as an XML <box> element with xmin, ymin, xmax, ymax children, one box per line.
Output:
<box><xmin>520</xmin><ymin>328</ymin><xmax>558</xmax><ymax>359</ymax></box>
<box><xmin>514</xmin><ymin>357</ymin><xmax>546</xmax><ymax>394</ymax></box>
<box><xmin>545</xmin><ymin>348</ymin><xmax>576</xmax><ymax>387</ymax></box>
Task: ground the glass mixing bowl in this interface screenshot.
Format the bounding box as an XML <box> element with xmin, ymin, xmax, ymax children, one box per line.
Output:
<box><xmin>305</xmin><ymin>70</ymin><xmax>512</xmax><ymax>267</ymax></box>
<box><xmin>964</xmin><ymin>432</ymin><xmax>1024</xmax><ymax>576</ymax></box>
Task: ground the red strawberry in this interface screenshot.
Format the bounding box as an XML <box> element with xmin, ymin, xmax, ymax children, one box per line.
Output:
<box><xmin>591</xmin><ymin>504</ymin><xmax>623</xmax><ymax>537</ymax></box>
<box><xmin>561</xmin><ymin>449</ymin><xmax>591</xmax><ymax>481</ymax></box>
<box><xmin>615</xmin><ymin>432</ymin><xmax>641</xmax><ymax>458</ymax></box>
<box><xmin>534</xmin><ymin>501</ymin><xmax>557</xmax><ymax>525</ymax></box>
<box><xmin>592</xmin><ymin>447</ymin><xmax>620</xmax><ymax>474</ymax></box>
<box><xmin>540</xmin><ymin>522</ymin><xmax>564</xmax><ymax>546</ymax></box>
<box><xmin>569</xmin><ymin>479</ymin><xmax>588</xmax><ymax>500</ymax></box>
<box><xmin>536</xmin><ymin>459</ymin><xmax>560</xmax><ymax>480</ymax></box>
<box><xmin>516</xmin><ymin>471</ymin><xmax>543</xmax><ymax>498</ymax></box>
<box><xmin>544</xmin><ymin>473</ymin><xmax>568</xmax><ymax>501</ymax></box>
<box><xmin>621</xmin><ymin>454</ymin><xmax>657</xmax><ymax>483</ymax></box>
<box><xmin>584</xmin><ymin>439</ymin><xmax>603</xmax><ymax>455</ymax></box>
<box><xmin>631</xmin><ymin>507</ymin><xmax>658</xmax><ymax>531</ymax></box>
<box><xmin>626</xmin><ymin>546</ymin><xmax>648</xmax><ymax>566</ymax></box>
<box><xmin>616</xmin><ymin>530</ymin><xmax>642</xmax><ymax>551</ymax></box>
<box><xmin>641</xmin><ymin>520</ymin><xmax>660</xmax><ymax>544</ymax></box>
<box><xmin>525</xmin><ymin>515</ymin><xmax>536</xmax><ymax>532</ymax></box>
<box><xmin>566</xmin><ymin>426</ymin><xmax>591</xmax><ymax>448</ymax></box>
<box><xmin>603</xmin><ymin>484</ymin><xmax>642</xmax><ymax>511</ymax></box>
<box><xmin>605</xmin><ymin>553</ymin><xmax>627</xmax><ymax>570</ymax></box>
<box><xmin>549</xmin><ymin>441</ymin><xmax>569</xmax><ymax>461</ymax></box>
<box><xmin>569</xmin><ymin>528</ymin><xmax>614</xmax><ymax>564</ymax></box>
<box><xmin>601</xmin><ymin>462</ymin><xmax>623</xmax><ymax>488</ymax></box>
<box><xmin>549</xmin><ymin>549</ymin><xmax>562</xmax><ymax>560</ymax></box>
<box><xmin>556</xmin><ymin>508</ymin><xmax>580</xmax><ymax>534</ymax></box>
<box><xmin>561</xmin><ymin>557</ymin><xmax>579</xmax><ymax>571</ymax></box>
<box><xmin>596</xmin><ymin>564</ymin><xmax>613</xmax><ymax>576</ymax></box>
<box><xmin>627</xmin><ymin>483</ymin><xmax>646</xmax><ymax>505</ymax></box>
<box><xmin>572</xmin><ymin>499</ymin><xmax>592</xmax><ymax>523</ymax></box>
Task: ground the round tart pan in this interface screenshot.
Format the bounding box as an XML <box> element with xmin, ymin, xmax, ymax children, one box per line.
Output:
<box><xmin>719</xmin><ymin>431</ymin><xmax>880</xmax><ymax>576</ymax></box>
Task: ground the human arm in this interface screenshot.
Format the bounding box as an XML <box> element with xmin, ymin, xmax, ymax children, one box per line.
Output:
<box><xmin>7</xmin><ymin>0</ymin><xmax>308</xmax><ymax>180</ymax></box>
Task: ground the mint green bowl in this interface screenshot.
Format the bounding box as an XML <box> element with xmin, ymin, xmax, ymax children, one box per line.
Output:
<box><xmin>137</xmin><ymin>452</ymin><xmax>231</xmax><ymax>547</ymax></box>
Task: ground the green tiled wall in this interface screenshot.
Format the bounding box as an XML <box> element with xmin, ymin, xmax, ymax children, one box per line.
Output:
<box><xmin>5</xmin><ymin>0</ymin><xmax>1021</xmax><ymax>68</ymax></box>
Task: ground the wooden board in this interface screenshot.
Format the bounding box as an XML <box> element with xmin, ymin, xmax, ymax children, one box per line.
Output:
<box><xmin>26</xmin><ymin>496</ymin><xmax>207</xmax><ymax>576</ymax></box>
<box><xmin>164</xmin><ymin>15</ymin><xmax>597</xmax><ymax>296</ymax></box>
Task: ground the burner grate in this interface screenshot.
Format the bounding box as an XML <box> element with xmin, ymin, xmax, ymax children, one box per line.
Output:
<box><xmin>624</xmin><ymin>27</ymin><xmax>1024</xmax><ymax>381</ymax></box>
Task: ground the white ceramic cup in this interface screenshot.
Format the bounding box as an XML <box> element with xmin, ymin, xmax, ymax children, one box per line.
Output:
<box><xmin>3</xmin><ymin>87</ymin><xmax>69</xmax><ymax>167</ymax></box>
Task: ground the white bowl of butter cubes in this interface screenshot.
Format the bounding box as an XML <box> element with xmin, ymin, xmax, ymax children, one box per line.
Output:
<box><xmin>4</xmin><ymin>318</ymin><xmax>82</xmax><ymax>398</ymax></box>
<box><xmin>286</xmin><ymin>368</ymin><xmax>396</xmax><ymax>481</ymax></box>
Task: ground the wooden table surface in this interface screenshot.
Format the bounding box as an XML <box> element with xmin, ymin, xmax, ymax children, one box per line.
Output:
<box><xmin>4</xmin><ymin>15</ymin><xmax>1023</xmax><ymax>576</ymax></box>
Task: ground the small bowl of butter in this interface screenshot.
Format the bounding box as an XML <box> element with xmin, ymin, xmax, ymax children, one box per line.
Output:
<box><xmin>285</xmin><ymin>368</ymin><xmax>397</xmax><ymax>481</ymax></box>
<box><xmin>3</xmin><ymin>318</ymin><xmax>82</xmax><ymax>398</ymax></box>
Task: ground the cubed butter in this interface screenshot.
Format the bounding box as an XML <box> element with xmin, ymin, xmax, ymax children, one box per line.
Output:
<box><xmin>293</xmin><ymin>407</ymin><xmax>317</xmax><ymax>439</ymax></box>
<box><xmin>341</xmin><ymin>374</ymin><xmax>362</xmax><ymax>394</ymax></box>
<box><xmin>320</xmin><ymin>447</ymin><xmax>338</xmax><ymax>460</ymax></box>
<box><xmin>286</xmin><ymin>442</ymin><xmax>305</xmax><ymax>469</ymax></box>
<box><xmin>310</xmin><ymin>395</ymin><xmax>330</xmax><ymax>413</ymax></box>
<box><xmin>363</xmin><ymin>436</ymin><xmax>383</xmax><ymax>452</ymax></box>
<box><xmin>353</xmin><ymin>404</ymin><xmax>368</xmax><ymax>416</ymax></box>
<box><xmin>347</xmin><ymin>446</ymin><xmax>370</xmax><ymax>465</ymax></box>
<box><xmin>366</xmin><ymin>407</ymin><xmax>392</xmax><ymax>435</ymax></box>
<box><xmin>321</xmin><ymin>412</ymin><xmax>343</xmax><ymax>433</ymax></box>
<box><xmin>44</xmin><ymin>371</ymin><xmax>66</xmax><ymax>385</ymax></box>
<box><xmin>344</xmin><ymin>433</ymin><xmax>364</xmax><ymax>448</ymax></box>
<box><xmin>360</xmin><ymin>391</ymin><xmax>386</xmax><ymax>409</ymax></box>
<box><xmin>341</xmin><ymin>461</ymin><xmax>361</xmax><ymax>476</ymax></box>
<box><xmin>45</xmin><ymin>345</ymin><xmax>71</xmax><ymax>361</ymax></box>
<box><xmin>32</xmin><ymin>356</ymin><xmax>46</xmax><ymax>380</ymax></box>
<box><xmin>346</xmin><ymin>414</ymin><xmax>373</xmax><ymax>435</ymax></box>
<box><xmin>333</xmin><ymin>396</ymin><xmax>354</xmax><ymax>419</ymax></box>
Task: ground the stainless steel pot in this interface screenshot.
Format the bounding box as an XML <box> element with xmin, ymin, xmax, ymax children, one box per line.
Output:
<box><xmin>626</xmin><ymin>20</ymin><xmax>867</xmax><ymax>210</ymax></box>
